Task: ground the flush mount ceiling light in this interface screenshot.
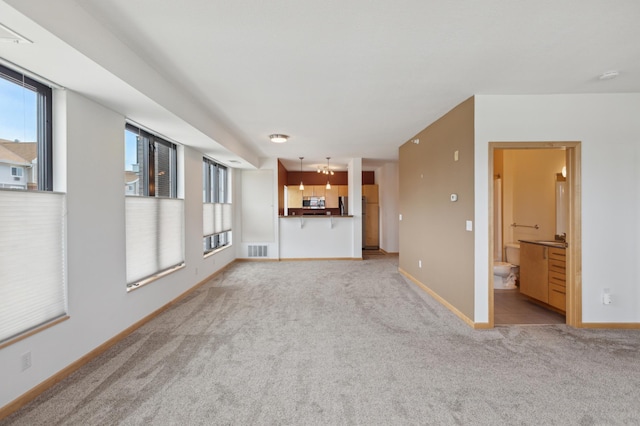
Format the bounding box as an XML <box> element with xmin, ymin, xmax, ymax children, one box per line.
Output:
<box><xmin>269</xmin><ymin>134</ymin><xmax>289</xmax><ymax>143</ymax></box>
<box><xmin>0</xmin><ymin>23</ymin><xmax>33</xmax><ymax>44</ymax></box>
<box><xmin>598</xmin><ymin>70</ymin><xmax>619</xmax><ymax>80</ymax></box>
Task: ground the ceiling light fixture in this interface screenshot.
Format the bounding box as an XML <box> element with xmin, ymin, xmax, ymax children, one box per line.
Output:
<box><xmin>325</xmin><ymin>157</ymin><xmax>332</xmax><ymax>189</ymax></box>
<box><xmin>299</xmin><ymin>157</ymin><xmax>305</xmax><ymax>191</ymax></box>
<box><xmin>598</xmin><ymin>70</ymin><xmax>619</xmax><ymax>80</ymax></box>
<box><xmin>269</xmin><ymin>134</ymin><xmax>289</xmax><ymax>143</ymax></box>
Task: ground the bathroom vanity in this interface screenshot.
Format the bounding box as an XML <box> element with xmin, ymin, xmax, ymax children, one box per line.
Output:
<box><xmin>519</xmin><ymin>240</ymin><xmax>567</xmax><ymax>313</ymax></box>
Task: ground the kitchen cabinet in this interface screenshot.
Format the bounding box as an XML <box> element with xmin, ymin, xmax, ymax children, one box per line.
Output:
<box><xmin>363</xmin><ymin>184</ymin><xmax>378</xmax><ymax>203</ymax></box>
<box><xmin>287</xmin><ymin>186</ymin><xmax>302</xmax><ymax>208</ymax></box>
<box><xmin>325</xmin><ymin>185</ymin><xmax>339</xmax><ymax>208</ymax></box>
<box><xmin>338</xmin><ymin>185</ymin><xmax>348</xmax><ymax>197</ymax></box>
<box><xmin>303</xmin><ymin>185</ymin><xmax>325</xmax><ymax>197</ymax></box>
<box><xmin>519</xmin><ymin>242</ymin><xmax>549</xmax><ymax>303</ymax></box>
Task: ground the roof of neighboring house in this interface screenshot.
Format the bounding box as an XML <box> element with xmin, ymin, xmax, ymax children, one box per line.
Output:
<box><xmin>0</xmin><ymin>140</ymin><xmax>38</xmax><ymax>162</ymax></box>
<box><xmin>0</xmin><ymin>144</ymin><xmax>31</xmax><ymax>166</ymax></box>
<box><xmin>125</xmin><ymin>171</ymin><xmax>139</xmax><ymax>184</ymax></box>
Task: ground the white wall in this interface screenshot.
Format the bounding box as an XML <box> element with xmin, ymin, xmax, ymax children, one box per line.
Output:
<box><xmin>474</xmin><ymin>94</ymin><xmax>640</xmax><ymax>324</ymax></box>
<box><xmin>376</xmin><ymin>162</ymin><xmax>399</xmax><ymax>253</ymax></box>
<box><xmin>0</xmin><ymin>90</ymin><xmax>236</xmax><ymax>408</ymax></box>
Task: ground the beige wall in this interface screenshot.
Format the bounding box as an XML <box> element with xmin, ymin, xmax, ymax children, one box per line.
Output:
<box><xmin>399</xmin><ymin>97</ymin><xmax>475</xmax><ymax>319</ymax></box>
<box><xmin>499</xmin><ymin>149</ymin><xmax>565</xmax><ymax>244</ymax></box>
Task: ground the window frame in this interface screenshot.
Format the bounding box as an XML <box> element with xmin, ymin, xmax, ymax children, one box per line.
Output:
<box><xmin>0</xmin><ymin>63</ymin><xmax>53</xmax><ymax>191</ymax></box>
<box><xmin>125</xmin><ymin>123</ymin><xmax>177</xmax><ymax>198</ymax></box>
<box><xmin>203</xmin><ymin>157</ymin><xmax>231</xmax><ymax>253</ymax></box>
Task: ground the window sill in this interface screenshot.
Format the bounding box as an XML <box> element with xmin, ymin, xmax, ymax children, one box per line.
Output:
<box><xmin>126</xmin><ymin>263</ymin><xmax>185</xmax><ymax>293</ymax></box>
<box><xmin>204</xmin><ymin>243</ymin><xmax>232</xmax><ymax>259</ymax></box>
<box><xmin>0</xmin><ymin>315</ymin><xmax>70</xmax><ymax>350</ymax></box>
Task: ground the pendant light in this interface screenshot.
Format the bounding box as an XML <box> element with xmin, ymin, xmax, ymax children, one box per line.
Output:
<box><xmin>299</xmin><ymin>157</ymin><xmax>305</xmax><ymax>190</ymax></box>
<box><xmin>325</xmin><ymin>157</ymin><xmax>332</xmax><ymax>189</ymax></box>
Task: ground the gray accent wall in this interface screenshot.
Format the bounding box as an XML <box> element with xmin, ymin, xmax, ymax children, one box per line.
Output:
<box><xmin>399</xmin><ymin>97</ymin><xmax>475</xmax><ymax>320</ymax></box>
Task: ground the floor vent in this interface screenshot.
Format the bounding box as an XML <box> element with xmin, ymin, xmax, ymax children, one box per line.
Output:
<box><xmin>248</xmin><ymin>245</ymin><xmax>268</xmax><ymax>258</ymax></box>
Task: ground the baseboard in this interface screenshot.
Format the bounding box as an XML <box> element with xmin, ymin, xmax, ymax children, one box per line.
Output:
<box><xmin>278</xmin><ymin>257</ymin><xmax>362</xmax><ymax>261</ymax></box>
<box><xmin>379</xmin><ymin>248</ymin><xmax>399</xmax><ymax>255</ymax></box>
<box><xmin>579</xmin><ymin>322</ymin><xmax>640</xmax><ymax>329</ymax></box>
<box><xmin>0</xmin><ymin>262</ymin><xmax>235</xmax><ymax>421</ymax></box>
<box><xmin>399</xmin><ymin>268</ymin><xmax>477</xmax><ymax>329</ymax></box>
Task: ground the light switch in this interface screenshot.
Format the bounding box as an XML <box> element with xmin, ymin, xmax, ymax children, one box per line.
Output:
<box><xmin>466</xmin><ymin>220</ymin><xmax>473</xmax><ymax>231</ymax></box>
<box><xmin>454</xmin><ymin>150</ymin><xmax>459</xmax><ymax>161</ymax></box>
<box><xmin>399</xmin><ymin>214</ymin><xmax>403</xmax><ymax>221</ymax></box>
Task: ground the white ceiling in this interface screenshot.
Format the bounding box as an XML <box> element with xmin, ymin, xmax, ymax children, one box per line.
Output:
<box><xmin>2</xmin><ymin>0</ymin><xmax>640</xmax><ymax>172</ymax></box>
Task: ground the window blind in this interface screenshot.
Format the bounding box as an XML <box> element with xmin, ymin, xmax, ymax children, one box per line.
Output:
<box><xmin>125</xmin><ymin>197</ymin><xmax>184</xmax><ymax>285</ymax></box>
<box><xmin>203</xmin><ymin>202</ymin><xmax>232</xmax><ymax>237</ymax></box>
<box><xmin>0</xmin><ymin>190</ymin><xmax>66</xmax><ymax>343</ymax></box>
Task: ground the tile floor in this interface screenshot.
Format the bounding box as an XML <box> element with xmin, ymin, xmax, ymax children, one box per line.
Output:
<box><xmin>494</xmin><ymin>289</ymin><xmax>566</xmax><ymax>325</ymax></box>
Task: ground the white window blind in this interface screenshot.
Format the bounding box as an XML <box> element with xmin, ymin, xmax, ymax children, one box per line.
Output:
<box><xmin>125</xmin><ymin>197</ymin><xmax>184</xmax><ymax>285</ymax></box>
<box><xmin>0</xmin><ymin>190</ymin><xmax>67</xmax><ymax>344</ymax></box>
<box><xmin>203</xmin><ymin>202</ymin><xmax>232</xmax><ymax>237</ymax></box>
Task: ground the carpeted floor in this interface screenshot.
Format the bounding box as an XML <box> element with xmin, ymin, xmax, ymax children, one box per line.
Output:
<box><xmin>3</xmin><ymin>255</ymin><xmax>640</xmax><ymax>425</ymax></box>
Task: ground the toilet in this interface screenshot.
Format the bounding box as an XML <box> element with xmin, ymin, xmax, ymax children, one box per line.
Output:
<box><xmin>493</xmin><ymin>242</ymin><xmax>520</xmax><ymax>290</ymax></box>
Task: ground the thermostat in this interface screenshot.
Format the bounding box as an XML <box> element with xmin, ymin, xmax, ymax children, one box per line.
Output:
<box><xmin>450</xmin><ymin>193</ymin><xmax>458</xmax><ymax>202</ymax></box>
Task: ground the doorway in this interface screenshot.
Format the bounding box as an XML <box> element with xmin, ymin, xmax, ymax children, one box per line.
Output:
<box><xmin>489</xmin><ymin>142</ymin><xmax>582</xmax><ymax>327</ymax></box>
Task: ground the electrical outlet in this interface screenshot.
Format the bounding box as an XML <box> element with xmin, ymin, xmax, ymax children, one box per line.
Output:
<box><xmin>21</xmin><ymin>351</ymin><xmax>31</xmax><ymax>371</ymax></box>
<box><xmin>418</xmin><ymin>260</ymin><xmax>422</xmax><ymax>268</ymax></box>
<box><xmin>603</xmin><ymin>289</ymin><xmax>612</xmax><ymax>305</ymax></box>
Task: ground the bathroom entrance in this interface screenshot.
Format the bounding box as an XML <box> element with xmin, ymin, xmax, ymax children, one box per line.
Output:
<box><xmin>489</xmin><ymin>142</ymin><xmax>582</xmax><ymax>327</ymax></box>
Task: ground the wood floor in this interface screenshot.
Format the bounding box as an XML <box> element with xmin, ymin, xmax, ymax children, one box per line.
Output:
<box><xmin>494</xmin><ymin>289</ymin><xmax>565</xmax><ymax>325</ymax></box>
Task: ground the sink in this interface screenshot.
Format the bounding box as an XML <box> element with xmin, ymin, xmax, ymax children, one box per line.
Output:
<box><xmin>535</xmin><ymin>240</ymin><xmax>566</xmax><ymax>247</ymax></box>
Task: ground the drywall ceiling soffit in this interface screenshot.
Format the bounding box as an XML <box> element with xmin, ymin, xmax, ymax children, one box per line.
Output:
<box><xmin>1</xmin><ymin>0</ymin><xmax>259</xmax><ymax>169</ymax></box>
<box><xmin>5</xmin><ymin>0</ymin><xmax>640</xmax><ymax>170</ymax></box>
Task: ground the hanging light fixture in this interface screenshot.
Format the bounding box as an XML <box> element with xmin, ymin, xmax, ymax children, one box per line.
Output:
<box><xmin>299</xmin><ymin>157</ymin><xmax>305</xmax><ymax>190</ymax></box>
<box><xmin>325</xmin><ymin>157</ymin><xmax>332</xmax><ymax>189</ymax></box>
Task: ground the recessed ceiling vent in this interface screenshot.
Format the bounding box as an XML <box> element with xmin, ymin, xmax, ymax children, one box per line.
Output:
<box><xmin>0</xmin><ymin>23</ymin><xmax>33</xmax><ymax>44</ymax></box>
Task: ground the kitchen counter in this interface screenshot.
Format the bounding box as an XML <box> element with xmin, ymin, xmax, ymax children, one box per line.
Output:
<box><xmin>279</xmin><ymin>215</ymin><xmax>358</xmax><ymax>259</ymax></box>
<box><xmin>279</xmin><ymin>214</ymin><xmax>353</xmax><ymax>218</ymax></box>
<box><xmin>519</xmin><ymin>239</ymin><xmax>567</xmax><ymax>248</ymax></box>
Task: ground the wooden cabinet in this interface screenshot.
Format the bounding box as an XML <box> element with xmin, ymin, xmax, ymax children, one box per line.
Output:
<box><xmin>520</xmin><ymin>242</ymin><xmax>567</xmax><ymax>313</ymax></box>
<box><xmin>325</xmin><ymin>185</ymin><xmax>339</xmax><ymax>208</ymax></box>
<box><xmin>519</xmin><ymin>242</ymin><xmax>549</xmax><ymax>303</ymax></box>
<box><xmin>548</xmin><ymin>247</ymin><xmax>567</xmax><ymax>311</ymax></box>
<box><xmin>338</xmin><ymin>185</ymin><xmax>348</xmax><ymax>197</ymax></box>
<box><xmin>363</xmin><ymin>184</ymin><xmax>378</xmax><ymax>203</ymax></box>
<box><xmin>287</xmin><ymin>186</ymin><xmax>302</xmax><ymax>208</ymax></box>
<box><xmin>364</xmin><ymin>202</ymin><xmax>379</xmax><ymax>248</ymax></box>
<box><xmin>303</xmin><ymin>185</ymin><xmax>326</xmax><ymax>197</ymax></box>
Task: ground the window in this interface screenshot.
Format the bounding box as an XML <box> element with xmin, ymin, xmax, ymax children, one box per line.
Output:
<box><xmin>124</xmin><ymin>124</ymin><xmax>183</xmax><ymax>289</ymax></box>
<box><xmin>124</xmin><ymin>123</ymin><xmax>177</xmax><ymax>197</ymax></box>
<box><xmin>0</xmin><ymin>63</ymin><xmax>52</xmax><ymax>191</ymax></box>
<box><xmin>0</xmin><ymin>64</ymin><xmax>64</xmax><ymax>346</ymax></box>
<box><xmin>203</xmin><ymin>157</ymin><xmax>232</xmax><ymax>253</ymax></box>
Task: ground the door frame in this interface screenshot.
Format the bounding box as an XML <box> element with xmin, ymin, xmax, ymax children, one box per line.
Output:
<box><xmin>488</xmin><ymin>142</ymin><xmax>582</xmax><ymax>327</ymax></box>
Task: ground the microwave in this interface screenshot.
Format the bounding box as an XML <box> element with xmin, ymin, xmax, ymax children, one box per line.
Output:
<box><xmin>302</xmin><ymin>196</ymin><xmax>325</xmax><ymax>209</ymax></box>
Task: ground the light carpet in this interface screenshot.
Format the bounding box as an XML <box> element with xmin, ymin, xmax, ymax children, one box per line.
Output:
<box><xmin>3</xmin><ymin>255</ymin><xmax>640</xmax><ymax>425</ymax></box>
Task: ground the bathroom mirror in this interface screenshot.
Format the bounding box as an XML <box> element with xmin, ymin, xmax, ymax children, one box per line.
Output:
<box><xmin>555</xmin><ymin>173</ymin><xmax>567</xmax><ymax>238</ymax></box>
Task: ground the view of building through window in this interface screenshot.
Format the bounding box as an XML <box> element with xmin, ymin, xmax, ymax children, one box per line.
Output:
<box><xmin>0</xmin><ymin>69</ymin><xmax>39</xmax><ymax>191</ymax></box>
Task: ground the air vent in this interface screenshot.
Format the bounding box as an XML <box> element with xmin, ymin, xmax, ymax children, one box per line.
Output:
<box><xmin>248</xmin><ymin>245</ymin><xmax>268</xmax><ymax>258</ymax></box>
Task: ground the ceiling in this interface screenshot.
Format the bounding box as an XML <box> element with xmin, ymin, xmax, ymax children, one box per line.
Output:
<box><xmin>2</xmin><ymin>0</ymin><xmax>639</xmax><ymax>172</ymax></box>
